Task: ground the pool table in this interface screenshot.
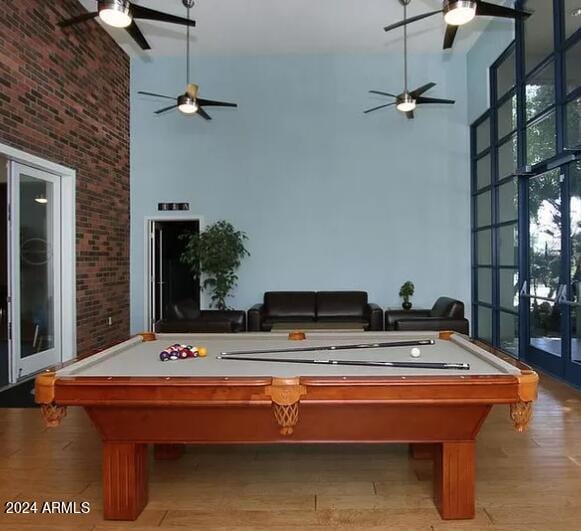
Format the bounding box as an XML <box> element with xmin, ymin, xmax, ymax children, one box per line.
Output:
<box><xmin>35</xmin><ymin>331</ymin><xmax>538</xmax><ymax>521</ymax></box>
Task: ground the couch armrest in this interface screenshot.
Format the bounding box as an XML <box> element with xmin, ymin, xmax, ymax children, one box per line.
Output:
<box><xmin>385</xmin><ymin>309</ymin><xmax>430</xmax><ymax>330</ymax></box>
<box><xmin>394</xmin><ymin>317</ymin><xmax>469</xmax><ymax>335</ymax></box>
<box><xmin>365</xmin><ymin>303</ymin><xmax>384</xmax><ymax>331</ymax></box>
<box><xmin>247</xmin><ymin>303</ymin><xmax>265</xmax><ymax>332</ymax></box>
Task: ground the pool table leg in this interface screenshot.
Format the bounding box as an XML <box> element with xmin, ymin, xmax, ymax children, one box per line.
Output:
<box><xmin>433</xmin><ymin>441</ymin><xmax>475</xmax><ymax>520</ymax></box>
<box><xmin>102</xmin><ymin>442</ymin><xmax>149</xmax><ymax>520</ymax></box>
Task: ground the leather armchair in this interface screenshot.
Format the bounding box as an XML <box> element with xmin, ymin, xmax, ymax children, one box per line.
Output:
<box><xmin>156</xmin><ymin>299</ymin><xmax>246</xmax><ymax>333</ymax></box>
<box><xmin>385</xmin><ymin>297</ymin><xmax>469</xmax><ymax>335</ymax></box>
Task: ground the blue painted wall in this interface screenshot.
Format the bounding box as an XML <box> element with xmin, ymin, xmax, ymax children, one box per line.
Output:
<box><xmin>467</xmin><ymin>19</ymin><xmax>514</xmax><ymax>123</ymax></box>
<box><xmin>130</xmin><ymin>53</ymin><xmax>470</xmax><ymax>332</ymax></box>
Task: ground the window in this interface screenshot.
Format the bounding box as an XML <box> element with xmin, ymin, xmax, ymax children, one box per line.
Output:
<box><xmin>565</xmin><ymin>38</ymin><xmax>581</xmax><ymax>94</ymax></box>
<box><xmin>525</xmin><ymin>61</ymin><xmax>555</xmax><ymax>120</ymax></box>
<box><xmin>476</xmin><ymin>229</ymin><xmax>492</xmax><ymax>266</ymax></box>
<box><xmin>524</xmin><ymin>0</ymin><xmax>554</xmax><ymax>73</ymax></box>
<box><xmin>497</xmin><ymin>48</ymin><xmax>516</xmax><ymax>97</ymax></box>
<box><xmin>472</xmin><ymin>1</ymin><xmax>581</xmax><ymax>367</ymax></box>
<box><xmin>498</xmin><ymin>135</ymin><xmax>518</xmax><ymax>178</ymax></box>
<box><xmin>565</xmin><ymin>0</ymin><xmax>581</xmax><ymax>39</ymax></box>
<box><xmin>498</xmin><ymin>95</ymin><xmax>517</xmax><ymax>139</ymax></box>
<box><xmin>478</xmin><ymin>306</ymin><xmax>493</xmax><ymax>343</ymax></box>
<box><xmin>566</xmin><ymin>97</ymin><xmax>581</xmax><ymax>148</ymax></box>
<box><xmin>476</xmin><ymin>117</ymin><xmax>491</xmax><ymax>154</ymax></box>
<box><xmin>471</xmin><ymin>44</ymin><xmax>520</xmax><ymax>346</ymax></box>
<box><xmin>476</xmin><ymin>154</ymin><xmax>492</xmax><ymax>190</ymax></box>
<box><xmin>498</xmin><ymin>178</ymin><xmax>518</xmax><ymax>223</ymax></box>
<box><xmin>527</xmin><ymin>111</ymin><xmax>557</xmax><ymax>165</ymax></box>
<box><xmin>477</xmin><ymin>268</ymin><xmax>493</xmax><ymax>304</ymax></box>
<box><xmin>476</xmin><ymin>191</ymin><xmax>492</xmax><ymax>227</ymax></box>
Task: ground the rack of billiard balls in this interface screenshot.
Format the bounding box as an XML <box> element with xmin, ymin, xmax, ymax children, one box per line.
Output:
<box><xmin>159</xmin><ymin>343</ymin><xmax>208</xmax><ymax>362</ymax></box>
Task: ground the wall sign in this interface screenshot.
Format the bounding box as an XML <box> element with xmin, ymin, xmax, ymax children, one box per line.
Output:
<box><xmin>158</xmin><ymin>202</ymin><xmax>190</xmax><ymax>211</ymax></box>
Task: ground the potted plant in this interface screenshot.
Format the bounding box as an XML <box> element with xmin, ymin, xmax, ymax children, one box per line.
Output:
<box><xmin>399</xmin><ymin>281</ymin><xmax>415</xmax><ymax>310</ymax></box>
<box><xmin>180</xmin><ymin>220</ymin><xmax>250</xmax><ymax>310</ymax></box>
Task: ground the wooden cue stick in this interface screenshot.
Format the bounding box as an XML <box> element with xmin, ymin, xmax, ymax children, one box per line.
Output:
<box><xmin>216</xmin><ymin>355</ymin><xmax>470</xmax><ymax>370</ymax></box>
<box><xmin>219</xmin><ymin>339</ymin><xmax>435</xmax><ymax>357</ymax></box>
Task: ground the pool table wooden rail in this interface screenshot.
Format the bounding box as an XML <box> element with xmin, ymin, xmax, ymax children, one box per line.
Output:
<box><xmin>36</xmin><ymin>371</ymin><xmax>537</xmax><ymax>431</ymax></box>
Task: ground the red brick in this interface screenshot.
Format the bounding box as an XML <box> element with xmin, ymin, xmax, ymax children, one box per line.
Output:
<box><xmin>0</xmin><ymin>0</ymin><xmax>130</xmax><ymax>356</ymax></box>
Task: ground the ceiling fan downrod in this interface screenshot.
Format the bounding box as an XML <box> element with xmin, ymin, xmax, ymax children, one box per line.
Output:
<box><xmin>398</xmin><ymin>0</ymin><xmax>416</xmax><ymax>112</ymax></box>
<box><xmin>179</xmin><ymin>0</ymin><xmax>198</xmax><ymax>112</ymax></box>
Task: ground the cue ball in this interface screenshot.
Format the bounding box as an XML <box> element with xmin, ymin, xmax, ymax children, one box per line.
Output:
<box><xmin>410</xmin><ymin>347</ymin><xmax>421</xmax><ymax>358</ymax></box>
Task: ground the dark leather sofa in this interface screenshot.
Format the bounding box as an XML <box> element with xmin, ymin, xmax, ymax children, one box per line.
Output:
<box><xmin>385</xmin><ymin>296</ymin><xmax>469</xmax><ymax>334</ymax></box>
<box><xmin>155</xmin><ymin>299</ymin><xmax>246</xmax><ymax>333</ymax></box>
<box><xmin>248</xmin><ymin>291</ymin><xmax>383</xmax><ymax>331</ymax></box>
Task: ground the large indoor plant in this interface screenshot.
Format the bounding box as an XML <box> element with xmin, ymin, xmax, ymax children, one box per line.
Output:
<box><xmin>180</xmin><ymin>220</ymin><xmax>249</xmax><ymax>310</ymax></box>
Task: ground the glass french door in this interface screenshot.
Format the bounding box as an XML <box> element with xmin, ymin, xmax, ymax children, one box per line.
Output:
<box><xmin>563</xmin><ymin>161</ymin><xmax>581</xmax><ymax>383</ymax></box>
<box><xmin>524</xmin><ymin>161</ymin><xmax>581</xmax><ymax>383</ymax></box>
<box><xmin>8</xmin><ymin>163</ymin><xmax>61</xmax><ymax>381</ymax></box>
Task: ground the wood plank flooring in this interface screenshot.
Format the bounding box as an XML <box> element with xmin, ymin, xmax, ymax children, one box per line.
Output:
<box><xmin>0</xmin><ymin>373</ymin><xmax>580</xmax><ymax>530</ymax></box>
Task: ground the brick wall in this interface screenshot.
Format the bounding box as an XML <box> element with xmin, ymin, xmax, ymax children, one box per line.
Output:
<box><xmin>0</xmin><ymin>0</ymin><xmax>130</xmax><ymax>356</ymax></box>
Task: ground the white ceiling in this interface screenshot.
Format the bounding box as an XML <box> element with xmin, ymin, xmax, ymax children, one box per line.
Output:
<box><xmin>77</xmin><ymin>0</ymin><xmax>501</xmax><ymax>56</ymax></box>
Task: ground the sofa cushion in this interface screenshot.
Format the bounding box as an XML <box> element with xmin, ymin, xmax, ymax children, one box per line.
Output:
<box><xmin>264</xmin><ymin>291</ymin><xmax>316</xmax><ymax>319</ymax></box>
<box><xmin>316</xmin><ymin>291</ymin><xmax>368</xmax><ymax>319</ymax></box>
<box><xmin>430</xmin><ymin>297</ymin><xmax>465</xmax><ymax>319</ymax></box>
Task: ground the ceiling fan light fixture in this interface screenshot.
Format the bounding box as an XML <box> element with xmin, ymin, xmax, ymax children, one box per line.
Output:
<box><xmin>98</xmin><ymin>0</ymin><xmax>132</xmax><ymax>28</ymax></box>
<box><xmin>396</xmin><ymin>93</ymin><xmax>416</xmax><ymax>113</ymax></box>
<box><xmin>177</xmin><ymin>94</ymin><xmax>198</xmax><ymax>114</ymax></box>
<box><xmin>34</xmin><ymin>193</ymin><xmax>48</xmax><ymax>204</ymax></box>
<box><xmin>443</xmin><ymin>0</ymin><xmax>477</xmax><ymax>26</ymax></box>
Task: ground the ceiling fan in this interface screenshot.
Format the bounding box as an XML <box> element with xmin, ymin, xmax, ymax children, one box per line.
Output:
<box><xmin>365</xmin><ymin>0</ymin><xmax>455</xmax><ymax>120</ymax></box>
<box><xmin>383</xmin><ymin>0</ymin><xmax>531</xmax><ymax>50</ymax></box>
<box><xmin>58</xmin><ymin>0</ymin><xmax>196</xmax><ymax>51</ymax></box>
<box><xmin>137</xmin><ymin>0</ymin><xmax>237</xmax><ymax>120</ymax></box>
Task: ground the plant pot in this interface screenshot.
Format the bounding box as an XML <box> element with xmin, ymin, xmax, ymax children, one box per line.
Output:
<box><xmin>402</xmin><ymin>301</ymin><xmax>412</xmax><ymax>310</ymax></box>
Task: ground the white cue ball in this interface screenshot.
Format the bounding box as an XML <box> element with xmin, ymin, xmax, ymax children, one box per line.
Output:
<box><xmin>410</xmin><ymin>347</ymin><xmax>421</xmax><ymax>358</ymax></box>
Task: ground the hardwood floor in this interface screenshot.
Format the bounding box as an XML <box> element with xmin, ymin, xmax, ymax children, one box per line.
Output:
<box><xmin>0</xmin><ymin>373</ymin><xmax>580</xmax><ymax>530</ymax></box>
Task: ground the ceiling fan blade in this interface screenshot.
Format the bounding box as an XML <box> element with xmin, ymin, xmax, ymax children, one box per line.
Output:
<box><xmin>369</xmin><ymin>90</ymin><xmax>398</xmax><ymax>98</ymax></box>
<box><xmin>155</xmin><ymin>104</ymin><xmax>178</xmax><ymax>115</ymax></box>
<box><xmin>476</xmin><ymin>1</ymin><xmax>531</xmax><ymax>19</ymax></box>
<box><xmin>197</xmin><ymin>107</ymin><xmax>212</xmax><ymax>120</ymax></box>
<box><xmin>138</xmin><ymin>91</ymin><xmax>176</xmax><ymax>100</ymax></box>
<box><xmin>384</xmin><ymin>9</ymin><xmax>442</xmax><ymax>33</ymax></box>
<box><xmin>410</xmin><ymin>82</ymin><xmax>436</xmax><ymax>97</ymax></box>
<box><xmin>132</xmin><ymin>5</ymin><xmax>196</xmax><ymax>27</ymax></box>
<box><xmin>416</xmin><ymin>96</ymin><xmax>455</xmax><ymax>105</ymax></box>
<box><xmin>443</xmin><ymin>25</ymin><xmax>458</xmax><ymax>50</ymax></box>
<box><xmin>363</xmin><ymin>103</ymin><xmax>396</xmax><ymax>114</ymax></box>
<box><xmin>58</xmin><ymin>12</ymin><xmax>98</xmax><ymax>27</ymax></box>
<box><xmin>125</xmin><ymin>20</ymin><xmax>151</xmax><ymax>50</ymax></box>
<box><xmin>405</xmin><ymin>111</ymin><xmax>415</xmax><ymax>120</ymax></box>
<box><xmin>196</xmin><ymin>98</ymin><xmax>237</xmax><ymax>108</ymax></box>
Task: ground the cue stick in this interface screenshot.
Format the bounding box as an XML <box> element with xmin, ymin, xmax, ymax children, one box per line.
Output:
<box><xmin>216</xmin><ymin>355</ymin><xmax>470</xmax><ymax>370</ymax></box>
<box><xmin>219</xmin><ymin>339</ymin><xmax>436</xmax><ymax>357</ymax></box>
